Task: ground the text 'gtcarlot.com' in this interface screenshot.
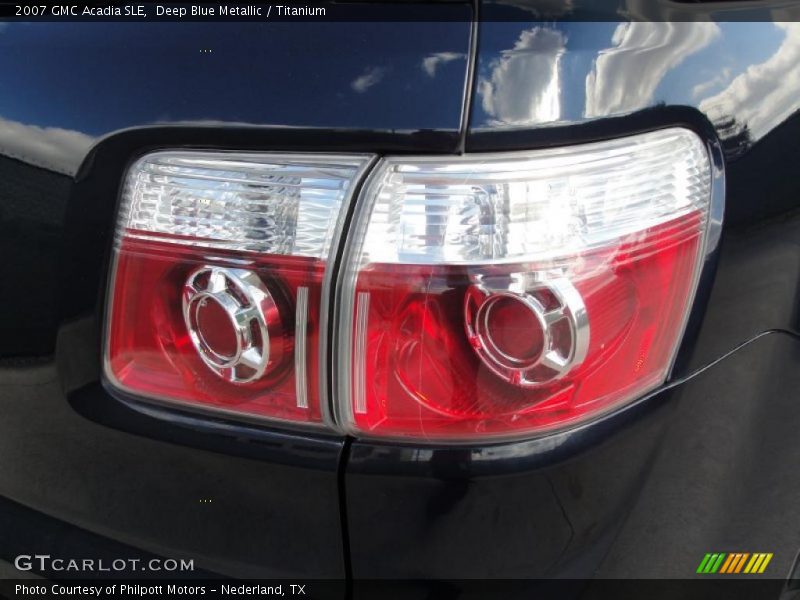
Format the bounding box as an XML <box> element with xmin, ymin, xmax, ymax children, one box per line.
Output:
<box><xmin>14</xmin><ymin>554</ymin><xmax>194</xmax><ymax>572</ymax></box>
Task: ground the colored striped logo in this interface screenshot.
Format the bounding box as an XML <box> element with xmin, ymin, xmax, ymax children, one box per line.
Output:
<box><xmin>697</xmin><ymin>552</ymin><xmax>773</xmax><ymax>574</ymax></box>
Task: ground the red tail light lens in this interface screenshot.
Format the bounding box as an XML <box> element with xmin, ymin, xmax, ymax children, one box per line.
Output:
<box><xmin>105</xmin><ymin>152</ymin><xmax>372</xmax><ymax>426</ymax></box>
<box><xmin>335</xmin><ymin>129</ymin><xmax>714</xmax><ymax>441</ymax></box>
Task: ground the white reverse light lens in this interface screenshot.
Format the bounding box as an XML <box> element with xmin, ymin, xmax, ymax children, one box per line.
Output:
<box><xmin>357</xmin><ymin>128</ymin><xmax>711</xmax><ymax>265</ymax></box>
<box><xmin>120</xmin><ymin>152</ymin><xmax>369</xmax><ymax>257</ymax></box>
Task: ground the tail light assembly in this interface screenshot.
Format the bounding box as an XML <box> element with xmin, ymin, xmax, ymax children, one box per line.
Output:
<box><xmin>105</xmin><ymin>128</ymin><xmax>716</xmax><ymax>442</ymax></box>
<box><xmin>105</xmin><ymin>152</ymin><xmax>374</xmax><ymax>427</ymax></box>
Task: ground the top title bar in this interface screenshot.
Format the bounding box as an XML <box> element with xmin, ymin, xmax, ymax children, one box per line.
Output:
<box><xmin>1</xmin><ymin>0</ymin><xmax>799</xmax><ymax>22</ymax></box>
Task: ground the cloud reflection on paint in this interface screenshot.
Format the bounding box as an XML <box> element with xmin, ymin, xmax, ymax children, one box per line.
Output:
<box><xmin>0</xmin><ymin>117</ymin><xmax>94</xmax><ymax>176</ymax></box>
<box><xmin>699</xmin><ymin>22</ymin><xmax>800</xmax><ymax>141</ymax></box>
<box><xmin>421</xmin><ymin>52</ymin><xmax>465</xmax><ymax>78</ymax></box>
<box><xmin>351</xmin><ymin>67</ymin><xmax>387</xmax><ymax>94</ymax></box>
<box><xmin>478</xmin><ymin>27</ymin><xmax>566</xmax><ymax>126</ymax></box>
<box><xmin>585</xmin><ymin>22</ymin><xmax>720</xmax><ymax>118</ymax></box>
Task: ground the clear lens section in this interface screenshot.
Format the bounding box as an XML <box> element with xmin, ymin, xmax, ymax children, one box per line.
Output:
<box><xmin>338</xmin><ymin>129</ymin><xmax>712</xmax><ymax>441</ymax></box>
<box><xmin>119</xmin><ymin>152</ymin><xmax>367</xmax><ymax>257</ymax></box>
<box><xmin>360</xmin><ymin>128</ymin><xmax>710</xmax><ymax>265</ymax></box>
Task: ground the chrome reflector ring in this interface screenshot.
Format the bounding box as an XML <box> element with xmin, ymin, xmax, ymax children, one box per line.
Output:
<box><xmin>183</xmin><ymin>266</ymin><xmax>283</xmax><ymax>384</ymax></box>
<box><xmin>465</xmin><ymin>278</ymin><xmax>589</xmax><ymax>386</ymax></box>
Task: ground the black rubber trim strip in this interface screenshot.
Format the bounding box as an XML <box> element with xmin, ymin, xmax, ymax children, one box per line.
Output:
<box><xmin>457</xmin><ymin>0</ymin><xmax>479</xmax><ymax>155</ymax></box>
